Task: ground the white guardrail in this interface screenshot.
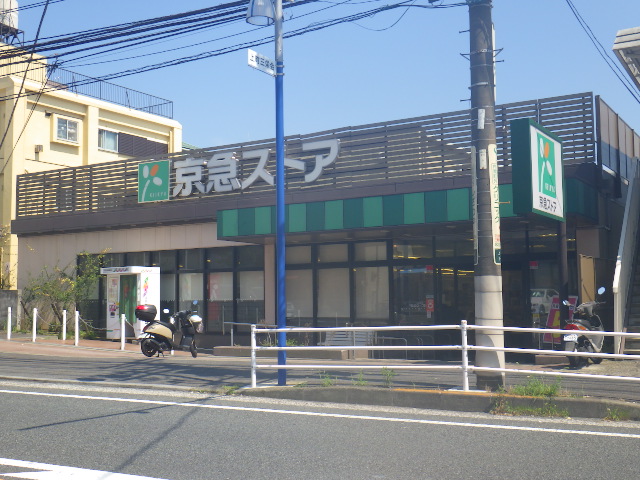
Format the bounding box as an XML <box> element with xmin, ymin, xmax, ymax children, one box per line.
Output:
<box><xmin>3</xmin><ymin>307</ymin><xmax>129</xmax><ymax>350</ymax></box>
<box><xmin>249</xmin><ymin>322</ymin><xmax>640</xmax><ymax>390</ymax></box>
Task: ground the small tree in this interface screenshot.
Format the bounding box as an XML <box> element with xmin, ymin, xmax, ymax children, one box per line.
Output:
<box><xmin>22</xmin><ymin>251</ymin><xmax>106</xmax><ymax>327</ymax></box>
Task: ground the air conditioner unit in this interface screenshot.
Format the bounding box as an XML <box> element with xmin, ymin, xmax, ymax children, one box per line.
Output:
<box><xmin>34</xmin><ymin>144</ymin><xmax>43</xmax><ymax>153</ymax></box>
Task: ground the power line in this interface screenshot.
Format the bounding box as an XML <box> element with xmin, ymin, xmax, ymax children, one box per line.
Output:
<box><xmin>565</xmin><ymin>0</ymin><xmax>640</xmax><ymax>104</ymax></box>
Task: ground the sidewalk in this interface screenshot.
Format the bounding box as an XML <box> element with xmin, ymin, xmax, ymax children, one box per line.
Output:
<box><xmin>1</xmin><ymin>333</ymin><xmax>640</xmax><ymax>420</ymax></box>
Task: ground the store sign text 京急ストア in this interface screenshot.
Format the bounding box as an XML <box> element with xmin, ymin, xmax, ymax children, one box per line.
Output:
<box><xmin>172</xmin><ymin>139</ymin><xmax>339</xmax><ymax>198</ymax></box>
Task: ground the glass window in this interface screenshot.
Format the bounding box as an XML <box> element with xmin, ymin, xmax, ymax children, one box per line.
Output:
<box><xmin>98</xmin><ymin>129</ymin><xmax>118</xmax><ymax>152</ymax></box>
<box><xmin>238</xmin><ymin>271</ymin><xmax>264</xmax><ymax>323</ymax></box>
<box><xmin>160</xmin><ymin>274</ymin><xmax>176</xmax><ymax>321</ymax></box>
<box><xmin>126</xmin><ymin>252</ymin><xmax>149</xmax><ymax>266</ymax></box>
<box><xmin>435</xmin><ymin>236</ymin><xmax>454</xmax><ymax>257</ymax></box>
<box><xmin>355</xmin><ymin>242</ymin><xmax>387</xmax><ymax>262</ymax></box>
<box><xmin>285</xmin><ymin>269</ymin><xmax>313</xmax><ymax>322</ymax></box>
<box><xmin>393</xmin><ymin>241</ymin><xmax>433</xmax><ymax>260</ymax></box>
<box><xmin>206</xmin><ymin>247</ymin><xmax>234</xmax><ymax>269</ymax></box>
<box><xmin>208</xmin><ymin>272</ymin><xmax>233</xmax><ymax>333</ymax></box>
<box><xmin>393</xmin><ymin>266</ymin><xmax>435</xmax><ymax>326</ymax></box>
<box><xmin>237</xmin><ymin>246</ymin><xmax>264</xmax><ymax>269</ymax></box>
<box><xmin>178</xmin><ymin>273</ymin><xmax>204</xmax><ymax>311</ymax></box>
<box><xmin>178</xmin><ymin>249</ymin><xmax>203</xmax><ymax>270</ymax></box>
<box><xmin>152</xmin><ymin>251</ymin><xmax>176</xmax><ymax>272</ymax></box>
<box><xmin>355</xmin><ymin>266</ymin><xmax>389</xmax><ymax>321</ymax></box>
<box><xmin>102</xmin><ymin>253</ymin><xmax>125</xmax><ymax>267</ymax></box>
<box><xmin>318</xmin><ymin>244</ymin><xmax>348</xmax><ymax>263</ymax></box>
<box><xmin>286</xmin><ymin>246</ymin><xmax>311</xmax><ymax>264</ymax></box>
<box><xmin>56</xmin><ymin>117</ymin><xmax>78</xmax><ymax>142</ymax></box>
<box><xmin>318</xmin><ymin>268</ymin><xmax>350</xmax><ymax>320</ymax></box>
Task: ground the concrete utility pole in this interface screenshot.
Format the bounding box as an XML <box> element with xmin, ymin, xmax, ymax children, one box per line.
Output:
<box><xmin>468</xmin><ymin>0</ymin><xmax>505</xmax><ymax>389</ymax></box>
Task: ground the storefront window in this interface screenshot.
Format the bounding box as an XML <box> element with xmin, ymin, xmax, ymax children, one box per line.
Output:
<box><xmin>318</xmin><ymin>244</ymin><xmax>348</xmax><ymax>263</ymax></box>
<box><xmin>238</xmin><ymin>271</ymin><xmax>264</xmax><ymax>324</ymax></box>
<box><xmin>208</xmin><ymin>272</ymin><xmax>233</xmax><ymax>333</ymax></box>
<box><xmin>178</xmin><ymin>249</ymin><xmax>203</xmax><ymax>270</ymax></box>
<box><xmin>355</xmin><ymin>266</ymin><xmax>389</xmax><ymax>322</ymax></box>
<box><xmin>318</xmin><ymin>268</ymin><xmax>350</xmax><ymax>324</ymax></box>
<box><xmin>178</xmin><ymin>273</ymin><xmax>204</xmax><ymax>312</ymax></box>
<box><xmin>152</xmin><ymin>251</ymin><xmax>176</xmax><ymax>272</ymax></box>
<box><xmin>393</xmin><ymin>241</ymin><xmax>433</xmax><ymax>260</ymax></box>
<box><xmin>103</xmin><ymin>253</ymin><xmax>125</xmax><ymax>267</ymax></box>
<box><xmin>286</xmin><ymin>246</ymin><xmax>311</xmax><ymax>264</ymax></box>
<box><xmin>206</xmin><ymin>247</ymin><xmax>234</xmax><ymax>269</ymax></box>
<box><xmin>160</xmin><ymin>274</ymin><xmax>176</xmax><ymax>320</ymax></box>
<box><xmin>393</xmin><ymin>266</ymin><xmax>435</xmax><ymax>326</ymax></box>
<box><xmin>126</xmin><ymin>251</ymin><xmax>149</xmax><ymax>266</ymax></box>
<box><xmin>285</xmin><ymin>269</ymin><xmax>313</xmax><ymax>324</ymax></box>
<box><xmin>237</xmin><ymin>246</ymin><xmax>264</xmax><ymax>269</ymax></box>
<box><xmin>355</xmin><ymin>242</ymin><xmax>387</xmax><ymax>262</ymax></box>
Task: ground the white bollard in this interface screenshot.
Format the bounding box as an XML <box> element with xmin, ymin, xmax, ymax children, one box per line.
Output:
<box><xmin>7</xmin><ymin>307</ymin><xmax>11</xmax><ymax>341</ymax></box>
<box><xmin>62</xmin><ymin>310</ymin><xmax>67</xmax><ymax>341</ymax></box>
<box><xmin>74</xmin><ymin>311</ymin><xmax>79</xmax><ymax>346</ymax></box>
<box><xmin>121</xmin><ymin>314</ymin><xmax>126</xmax><ymax>351</ymax></box>
<box><xmin>32</xmin><ymin>308</ymin><xmax>37</xmax><ymax>342</ymax></box>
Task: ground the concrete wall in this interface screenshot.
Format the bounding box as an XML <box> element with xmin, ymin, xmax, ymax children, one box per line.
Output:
<box><xmin>0</xmin><ymin>290</ymin><xmax>18</xmax><ymax>330</ymax></box>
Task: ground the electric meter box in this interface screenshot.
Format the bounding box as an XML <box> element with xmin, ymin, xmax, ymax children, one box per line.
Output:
<box><xmin>100</xmin><ymin>266</ymin><xmax>160</xmax><ymax>339</ymax></box>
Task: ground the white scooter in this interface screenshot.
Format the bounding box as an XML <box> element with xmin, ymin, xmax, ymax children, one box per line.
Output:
<box><xmin>562</xmin><ymin>287</ymin><xmax>606</xmax><ymax>368</ymax></box>
<box><xmin>135</xmin><ymin>301</ymin><xmax>203</xmax><ymax>358</ymax></box>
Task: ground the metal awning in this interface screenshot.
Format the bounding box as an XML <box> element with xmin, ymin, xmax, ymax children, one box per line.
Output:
<box><xmin>614</xmin><ymin>27</ymin><xmax>640</xmax><ymax>91</ymax></box>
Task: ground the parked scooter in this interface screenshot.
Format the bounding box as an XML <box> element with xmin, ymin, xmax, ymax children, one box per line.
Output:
<box><xmin>562</xmin><ymin>287</ymin><xmax>606</xmax><ymax>368</ymax></box>
<box><xmin>135</xmin><ymin>301</ymin><xmax>203</xmax><ymax>358</ymax></box>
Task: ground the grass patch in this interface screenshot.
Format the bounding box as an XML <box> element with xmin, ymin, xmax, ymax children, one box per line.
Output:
<box><xmin>604</xmin><ymin>407</ymin><xmax>634</xmax><ymax>422</ymax></box>
<box><xmin>491</xmin><ymin>397</ymin><xmax>569</xmax><ymax>418</ymax></box>
<box><xmin>500</xmin><ymin>376</ymin><xmax>565</xmax><ymax>398</ymax></box>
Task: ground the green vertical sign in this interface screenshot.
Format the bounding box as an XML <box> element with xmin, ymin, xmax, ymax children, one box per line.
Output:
<box><xmin>511</xmin><ymin>118</ymin><xmax>564</xmax><ymax>221</ymax></box>
<box><xmin>138</xmin><ymin>160</ymin><xmax>170</xmax><ymax>203</ymax></box>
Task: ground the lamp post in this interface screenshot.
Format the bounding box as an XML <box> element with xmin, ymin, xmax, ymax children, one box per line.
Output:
<box><xmin>247</xmin><ymin>0</ymin><xmax>287</xmax><ymax>385</ymax></box>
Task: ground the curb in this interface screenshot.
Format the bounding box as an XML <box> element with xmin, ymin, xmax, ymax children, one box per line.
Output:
<box><xmin>240</xmin><ymin>386</ymin><xmax>640</xmax><ymax>420</ymax></box>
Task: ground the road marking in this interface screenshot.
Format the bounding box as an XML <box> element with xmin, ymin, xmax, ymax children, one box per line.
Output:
<box><xmin>0</xmin><ymin>457</ymin><xmax>168</xmax><ymax>479</ymax></box>
<box><xmin>2</xmin><ymin>388</ymin><xmax>640</xmax><ymax>439</ymax></box>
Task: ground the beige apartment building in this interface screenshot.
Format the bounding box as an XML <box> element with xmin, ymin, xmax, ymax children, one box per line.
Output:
<box><xmin>0</xmin><ymin>43</ymin><xmax>182</xmax><ymax>288</ymax></box>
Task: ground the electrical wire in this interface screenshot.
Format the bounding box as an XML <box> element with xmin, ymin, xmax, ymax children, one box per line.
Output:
<box><xmin>0</xmin><ymin>0</ymin><xmax>52</xmax><ymax>175</ymax></box>
<box><xmin>565</xmin><ymin>0</ymin><xmax>640</xmax><ymax>104</ymax></box>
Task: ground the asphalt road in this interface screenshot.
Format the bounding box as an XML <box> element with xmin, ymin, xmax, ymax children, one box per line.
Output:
<box><xmin>1</xmin><ymin>381</ymin><xmax>640</xmax><ymax>480</ymax></box>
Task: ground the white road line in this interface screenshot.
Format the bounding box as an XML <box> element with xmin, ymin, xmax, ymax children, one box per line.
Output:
<box><xmin>2</xmin><ymin>388</ymin><xmax>640</xmax><ymax>439</ymax></box>
<box><xmin>0</xmin><ymin>457</ymin><xmax>168</xmax><ymax>479</ymax></box>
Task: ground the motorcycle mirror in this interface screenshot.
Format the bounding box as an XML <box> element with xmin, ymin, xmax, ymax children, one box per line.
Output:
<box><xmin>192</xmin><ymin>300</ymin><xmax>198</xmax><ymax>306</ymax></box>
<box><xmin>562</xmin><ymin>300</ymin><xmax>570</xmax><ymax>306</ymax></box>
<box><xmin>597</xmin><ymin>286</ymin><xmax>605</xmax><ymax>295</ymax></box>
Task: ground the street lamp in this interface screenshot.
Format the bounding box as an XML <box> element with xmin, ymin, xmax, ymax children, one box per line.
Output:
<box><xmin>247</xmin><ymin>0</ymin><xmax>287</xmax><ymax>385</ymax></box>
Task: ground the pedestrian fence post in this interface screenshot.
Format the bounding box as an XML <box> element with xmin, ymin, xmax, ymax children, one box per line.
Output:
<box><xmin>460</xmin><ymin>320</ymin><xmax>470</xmax><ymax>392</ymax></box>
<box><xmin>62</xmin><ymin>310</ymin><xmax>67</xmax><ymax>341</ymax></box>
<box><xmin>251</xmin><ymin>324</ymin><xmax>257</xmax><ymax>388</ymax></box>
<box><xmin>32</xmin><ymin>308</ymin><xmax>37</xmax><ymax>342</ymax></box>
<box><xmin>120</xmin><ymin>314</ymin><xmax>126</xmax><ymax>351</ymax></box>
<box><xmin>7</xmin><ymin>307</ymin><xmax>11</xmax><ymax>341</ymax></box>
<box><xmin>74</xmin><ymin>311</ymin><xmax>79</xmax><ymax>347</ymax></box>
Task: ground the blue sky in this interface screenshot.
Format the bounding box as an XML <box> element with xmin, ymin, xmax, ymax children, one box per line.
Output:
<box><xmin>16</xmin><ymin>0</ymin><xmax>640</xmax><ymax>148</ymax></box>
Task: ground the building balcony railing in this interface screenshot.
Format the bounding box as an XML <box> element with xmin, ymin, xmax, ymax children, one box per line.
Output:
<box><xmin>0</xmin><ymin>56</ymin><xmax>173</xmax><ymax>118</ymax></box>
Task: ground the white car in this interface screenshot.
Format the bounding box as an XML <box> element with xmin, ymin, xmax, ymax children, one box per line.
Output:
<box><xmin>530</xmin><ymin>288</ymin><xmax>558</xmax><ymax>315</ymax></box>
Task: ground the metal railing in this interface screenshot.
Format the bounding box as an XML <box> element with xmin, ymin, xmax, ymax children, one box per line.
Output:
<box><xmin>613</xmin><ymin>158</ymin><xmax>640</xmax><ymax>353</ymax></box>
<box><xmin>249</xmin><ymin>322</ymin><xmax>640</xmax><ymax>389</ymax></box>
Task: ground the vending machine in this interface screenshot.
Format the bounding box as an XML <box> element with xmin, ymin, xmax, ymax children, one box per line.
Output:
<box><xmin>100</xmin><ymin>266</ymin><xmax>160</xmax><ymax>339</ymax></box>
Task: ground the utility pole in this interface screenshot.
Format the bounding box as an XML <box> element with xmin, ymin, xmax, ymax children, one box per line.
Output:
<box><xmin>468</xmin><ymin>0</ymin><xmax>505</xmax><ymax>389</ymax></box>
